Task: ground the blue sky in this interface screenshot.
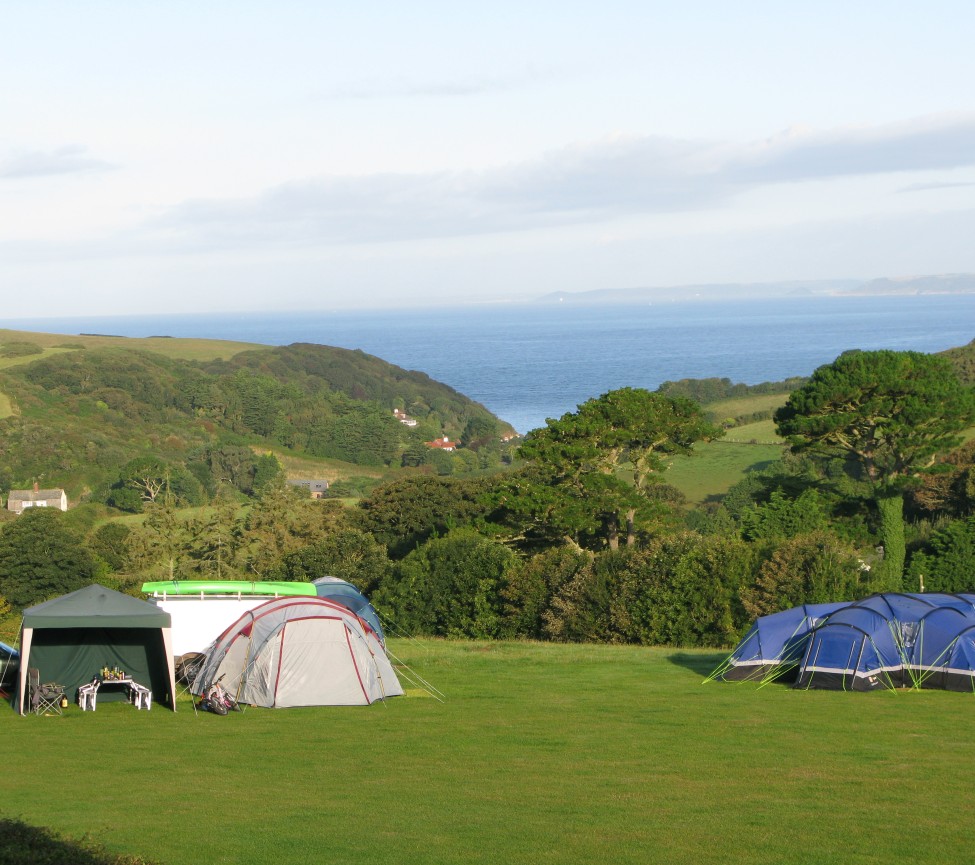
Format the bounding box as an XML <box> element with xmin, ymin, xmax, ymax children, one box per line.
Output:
<box><xmin>2</xmin><ymin>1</ymin><xmax>975</xmax><ymax>317</ymax></box>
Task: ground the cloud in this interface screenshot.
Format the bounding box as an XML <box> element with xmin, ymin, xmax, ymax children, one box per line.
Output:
<box><xmin>897</xmin><ymin>179</ymin><xmax>975</xmax><ymax>194</ymax></box>
<box><xmin>0</xmin><ymin>145</ymin><xmax>116</xmax><ymax>179</ymax></box>
<box><xmin>727</xmin><ymin>114</ymin><xmax>975</xmax><ymax>184</ymax></box>
<box><xmin>128</xmin><ymin>112</ymin><xmax>975</xmax><ymax>252</ymax></box>
<box><xmin>324</xmin><ymin>67</ymin><xmax>546</xmax><ymax>101</ymax></box>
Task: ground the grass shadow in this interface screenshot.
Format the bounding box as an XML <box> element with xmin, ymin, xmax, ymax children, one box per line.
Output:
<box><xmin>668</xmin><ymin>652</ymin><xmax>726</xmax><ymax>678</ymax></box>
<box><xmin>0</xmin><ymin>816</ymin><xmax>157</xmax><ymax>864</ymax></box>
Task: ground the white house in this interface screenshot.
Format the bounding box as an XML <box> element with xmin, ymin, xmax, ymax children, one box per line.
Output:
<box><xmin>7</xmin><ymin>484</ymin><xmax>68</xmax><ymax>514</ymax></box>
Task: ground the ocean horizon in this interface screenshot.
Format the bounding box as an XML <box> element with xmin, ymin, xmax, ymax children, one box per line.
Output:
<box><xmin>6</xmin><ymin>294</ymin><xmax>974</xmax><ymax>434</ymax></box>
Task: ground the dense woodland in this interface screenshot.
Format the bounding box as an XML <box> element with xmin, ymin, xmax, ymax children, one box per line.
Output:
<box><xmin>1</xmin><ymin>332</ymin><xmax>974</xmax><ymax>648</ymax></box>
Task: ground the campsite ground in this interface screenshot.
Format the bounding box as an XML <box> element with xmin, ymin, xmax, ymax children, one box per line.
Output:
<box><xmin>3</xmin><ymin>640</ymin><xmax>975</xmax><ymax>865</ymax></box>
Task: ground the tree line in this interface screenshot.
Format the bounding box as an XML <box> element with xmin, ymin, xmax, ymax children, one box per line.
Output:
<box><xmin>1</xmin><ymin>346</ymin><xmax>974</xmax><ymax>648</ymax></box>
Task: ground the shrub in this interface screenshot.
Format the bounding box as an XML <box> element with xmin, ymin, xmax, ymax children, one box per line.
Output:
<box><xmin>741</xmin><ymin>530</ymin><xmax>869</xmax><ymax>619</ymax></box>
<box><xmin>376</xmin><ymin>530</ymin><xmax>516</xmax><ymax>638</ymax></box>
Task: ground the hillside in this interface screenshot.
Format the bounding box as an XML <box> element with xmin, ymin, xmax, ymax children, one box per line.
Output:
<box><xmin>654</xmin><ymin>342</ymin><xmax>975</xmax><ymax>504</ymax></box>
<box><xmin>0</xmin><ymin>330</ymin><xmax>512</xmax><ymax>502</ymax></box>
<box><xmin>0</xmin><ymin>328</ymin><xmax>971</xmax><ymax>510</ymax></box>
<box><xmin>939</xmin><ymin>338</ymin><xmax>975</xmax><ymax>385</ymax></box>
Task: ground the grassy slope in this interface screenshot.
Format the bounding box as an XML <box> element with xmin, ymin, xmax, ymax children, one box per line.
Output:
<box><xmin>706</xmin><ymin>392</ymin><xmax>787</xmax><ymax>420</ymax></box>
<box><xmin>665</xmin><ymin>420</ymin><xmax>785</xmax><ymax>505</ymax></box>
<box><xmin>3</xmin><ymin>640</ymin><xmax>974</xmax><ymax>865</ymax></box>
<box><xmin>259</xmin><ymin>447</ymin><xmax>388</xmax><ymax>483</ymax></box>
<box><xmin>0</xmin><ymin>329</ymin><xmax>267</xmax><ymax>363</ymax></box>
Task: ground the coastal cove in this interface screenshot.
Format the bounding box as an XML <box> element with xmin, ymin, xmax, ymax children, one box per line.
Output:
<box><xmin>8</xmin><ymin>294</ymin><xmax>975</xmax><ymax>434</ymax></box>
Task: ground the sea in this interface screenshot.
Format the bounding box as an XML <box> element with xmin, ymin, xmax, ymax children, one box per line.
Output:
<box><xmin>7</xmin><ymin>294</ymin><xmax>975</xmax><ymax>434</ymax></box>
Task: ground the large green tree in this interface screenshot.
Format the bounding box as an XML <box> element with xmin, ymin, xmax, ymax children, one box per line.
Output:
<box><xmin>0</xmin><ymin>508</ymin><xmax>101</xmax><ymax>608</ymax></box>
<box><xmin>281</xmin><ymin>529</ymin><xmax>391</xmax><ymax>593</ymax></box>
<box><xmin>240</xmin><ymin>478</ymin><xmax>347</xmax><ymax>577</ymax></box>
<box><xmin>517</xmin><ymin>388</ymin><xmax>722</xmax><ymax>549</ymax></box>
<box><xmin>357</xmin><ymin>475</ymin><xmax>496</xmax><ymax>559</ymax></box>
<box><xmin>376</xmin><ymin>529</ymin><xmax>515</xmax><ymax>638</ymax></box>
<box><xmin>774</xmin><ymin>350</ymin><xmax>975</xmax><ymax>589</ymax></box>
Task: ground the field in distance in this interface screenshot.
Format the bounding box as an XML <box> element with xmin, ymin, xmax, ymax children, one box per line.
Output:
<box><xmin>0</xmin><ymin>328</ymin><xmax>267</xmax><ymax>365</ymax></box>
<box><xmin>665</xmin><ymin>419</ymin><xmax>785</xmax><ymax>506</ymax></box>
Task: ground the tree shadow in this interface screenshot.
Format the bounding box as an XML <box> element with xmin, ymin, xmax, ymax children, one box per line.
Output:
<box><xmin>668</xmin><ymin>651</ymin><xmax>726</xmax><ymax>677</ymax></box>
<box><xmin>0</xmin><ymin>817</ymin><xmax>156</xmax><ymax>865</ymax></box>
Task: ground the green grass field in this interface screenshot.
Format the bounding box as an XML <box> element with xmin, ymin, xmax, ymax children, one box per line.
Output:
<box><xmin>0</xmin><ymin>329</ymin><xmax>267</xmax><ymax>364</ymax></box>
<box><xmin>706</xmin><ymin>392</ymin><xmax>787</xmax><ymax>420</ymax></box>
<box><xmin>3</xmin><ymin>640</ymin><xmax>975</xmax><ymax>865</ymax></box>
<box><xmin>665</xmin><ymin>434</ymin><xmax>785</xmax><ymax>505</ymax></box>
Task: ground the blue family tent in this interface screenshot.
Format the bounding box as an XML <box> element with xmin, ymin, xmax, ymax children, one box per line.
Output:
<box><xmin>711</xmin><ymin>602</ymin><xmax>851</xmax><ymax>683</ymax></box>
<box><xmin>713</xmin><ymin>592</ymin><xmax>975</xmax><ymax>693</ymax></box>
<box><xmin>903</xmin><ymin>606</ymin><xmax>975</xmax><ymax>690</ymax></box>
<box><xmin>794</xmin><ymin>602</ymin><xmax>904</xmax><ymax>690</ymax></box>
<box><xmin>938</xmin><ymin>626</ymin><xmax>975</xmax><ymax>692</ymax></box>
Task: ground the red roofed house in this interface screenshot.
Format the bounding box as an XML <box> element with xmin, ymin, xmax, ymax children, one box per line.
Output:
<box><xmin>425</xmin><ymin>436</ymin><xmax>458</xmax><ymax>452</ymax></box>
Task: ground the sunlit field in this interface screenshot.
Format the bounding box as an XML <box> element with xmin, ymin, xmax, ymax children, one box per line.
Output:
<box><xmin>4</xmin><ymin>640</ymin><xmax>975</xmax><ymax>865</ymax></box>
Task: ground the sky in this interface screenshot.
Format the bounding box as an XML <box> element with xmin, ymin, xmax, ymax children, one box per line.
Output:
<box><xmin>3</xmin><ymin>1</ymin><xmax>975</xmax><ymax>318</ymax></box>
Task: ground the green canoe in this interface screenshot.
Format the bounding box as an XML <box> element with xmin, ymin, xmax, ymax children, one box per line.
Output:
<box><xmin>141</xmin><ymin>580</ymin><xmax>316</xmax><ymax>597</ymax></box>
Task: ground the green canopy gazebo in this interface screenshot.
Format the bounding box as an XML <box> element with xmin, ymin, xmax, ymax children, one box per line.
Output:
<box><xmin>17</xmin><ymin>584</ymin><xmax>177</xmax><ymax>714</ymax></box>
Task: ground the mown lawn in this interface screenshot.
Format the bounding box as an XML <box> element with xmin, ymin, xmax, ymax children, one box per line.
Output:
<box><xmin>3</xmin><ymin>640</ymin><xmax>975</xmax><ymax>865</ymax></box>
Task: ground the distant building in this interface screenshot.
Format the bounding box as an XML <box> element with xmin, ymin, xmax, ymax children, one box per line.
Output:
<box><xmin>288</xmin><ymin>479</ymin><xmax>330</xmax><ymax>499</ymax></box>
<box><xmin>7</xmin><ymin>483</ymin><xmax>68</xmax><ymax>514</ymax></box>
<box><xmin>425</xmin><ymin>436</ymin><xmax>458</xmax><ymax>452</ymax></box>
<box><xmin>393</xmin><ymin>408</ymin><xmax>418</xmax><ymax>427</ymax></box>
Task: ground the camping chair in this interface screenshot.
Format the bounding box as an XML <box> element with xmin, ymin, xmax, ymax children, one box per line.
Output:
<box><xmin>129</xmin><ymin>682</ymin><xmax>152</xmax><ymax>710</ymax></box>
<box><xmin>28</xmin><ymin>667</ymin><xmax>65</xmax><ymax>716</ymax></box>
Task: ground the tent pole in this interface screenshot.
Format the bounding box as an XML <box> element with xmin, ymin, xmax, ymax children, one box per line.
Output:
<box><xmin>849</xmin><ymin>638</ymin><xmax>866</xmax><ymax>692</ymax></box>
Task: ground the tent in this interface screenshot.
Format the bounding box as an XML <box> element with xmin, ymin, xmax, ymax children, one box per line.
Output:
<box><xmin>717</xmin><ymin>592</ymin><xmax>975</xmax><ymax>693</ymax></box>
<box><xmin>794</xmin><ymin>602</ymin><xmax>905</xmax><ymax>690</ymax></box>
<box><xmin>191</xmin><ymin>596</ymin><xmax>403</xmax><ymax>708</ymax></box>
<box><xmin>0</xmin><ymin>641</ymin><xmax>19</xmax><ymax>691</ymax></box>
<box><xmin>936</xmin><ymin>625</ymin><xmax>975</xmax><ymax>692</ymax></box>
<box><xmin>312</xmin><ymin>577</ymin><xmax>385</xmax><ymax>645</ymax></box>
<box><xmin>142</xmin><ymin>581</ymin><xmax>317</xmax><ymax>656</ymax></box>
<box><xmin>903</xmin><ymin>606</ymin><xmax>975</xmax><ymax>690</ymax></box>
<box><xmin>711</xmin><ymin>602</ymin><xmax>851</xmax><ymax>683</ymax></box>
<box><xmin>17</xmin><ymin>584</ymin><xmax>177</xmax><ymax>714</ymax></box>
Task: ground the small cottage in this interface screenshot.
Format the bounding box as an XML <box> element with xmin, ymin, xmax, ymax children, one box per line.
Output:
<box><xmin>288</xmin><ymin>479</ymin><xmax>330</xmax><ymax>499</ymax></box>
<box><xmin>7</xmin><ymin>484</ymin><xmax>68</xmax><ymax>514</ymax></box>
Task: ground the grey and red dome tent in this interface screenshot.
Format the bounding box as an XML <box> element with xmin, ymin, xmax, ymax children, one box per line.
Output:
<box><xmin>191</xmin><ymin>596</ymin><xmax>402</xmax><ymax>708</ymax></box>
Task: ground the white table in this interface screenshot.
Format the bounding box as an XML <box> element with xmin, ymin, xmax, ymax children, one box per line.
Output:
<box><xmin>84</xmin><ymin>677</ymin><xmax>152</xmax><ymax>711</ymax></box>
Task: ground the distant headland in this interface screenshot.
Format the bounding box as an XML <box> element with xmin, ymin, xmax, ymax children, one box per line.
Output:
<box><xmin>536</xmin><ymin>273</ymin><xmax>975</xmax><ymax>305</ymax></box>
